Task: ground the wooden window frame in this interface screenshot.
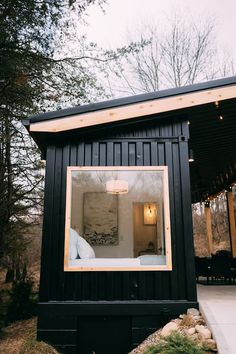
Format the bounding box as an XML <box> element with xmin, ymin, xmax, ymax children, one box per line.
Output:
<box><xmin>64</xmin><ymin>166</ymin><xmax>172</xmax><ymax>271</ymax></box>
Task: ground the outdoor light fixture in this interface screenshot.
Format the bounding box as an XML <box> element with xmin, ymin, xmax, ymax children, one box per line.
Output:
<box><xmin>188</xmin><ymin>149</ymin><xmax>194</xmax><ymax>162</ymax></box>
<box><xmin>106</xmin><ymin>179</ymin><xmax>128</xmax><ymax>194</ymax></box>
<box><xmin>215</xmin><ymin>101</ymin><xmax>224</xmax><ymax>121</ymax></box>
<box><xmin>143</xmin><ymin>203</ymin><xmax>157</xmax><ymax>225</ymax></box>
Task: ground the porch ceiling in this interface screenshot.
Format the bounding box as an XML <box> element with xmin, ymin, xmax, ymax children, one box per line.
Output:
<box><xmin>188</xmin><ymin>97</ymin><xmax>236</xmax><ymax>203</ymax></box>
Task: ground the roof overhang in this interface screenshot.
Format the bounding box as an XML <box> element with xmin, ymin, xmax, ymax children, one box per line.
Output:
<box><xmin>23</xmin><ymin>76</ymin><xmax>236</xmax><ymax>203</ymax></box>
<box><xmin>28</xmin><ymin>83</ymin><xmax>236</xmax><ymax>133</ymax></box>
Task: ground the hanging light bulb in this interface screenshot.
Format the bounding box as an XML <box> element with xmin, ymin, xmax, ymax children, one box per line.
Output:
<box><xmin>143</xmin><ymin>203</ymin><xmax>157</xmax><ymax>224</ymax></box>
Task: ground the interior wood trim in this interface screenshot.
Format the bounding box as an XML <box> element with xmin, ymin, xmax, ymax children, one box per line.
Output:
<box><xmin>64</xmin><ymin>168</ymin><xmax>72</xmax><ymax>270</ymax></box>
<box><xmin>30</xmin><ymin>85</ymin><xmax>236</xmax><ymax>132</ymax></box>
<box><xmin>64</xmin><ymin>166</ymin><xmax>172</xmax><ymax>272</ymax></box>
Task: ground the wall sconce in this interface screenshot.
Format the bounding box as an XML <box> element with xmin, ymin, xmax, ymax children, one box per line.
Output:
<box><xmin>143</xmin><ymin>203</ymin><xmax>157</xmax><ymax>225</ymax></box>
<box><xmin>188</xmin><ymin>149</ymin><xmax>194</xmax><ymax>163</ymax></box>
<box><xmin>106</xmin><ymin>179</ymin><xmax>128</xmax><ymax>194</ymax></box>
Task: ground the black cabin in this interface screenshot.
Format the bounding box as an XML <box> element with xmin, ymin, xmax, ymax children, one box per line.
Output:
<box><xmin>23</xmin><ymin>76</ymin><xmax>236</xmax><ymax>354</ymax></box>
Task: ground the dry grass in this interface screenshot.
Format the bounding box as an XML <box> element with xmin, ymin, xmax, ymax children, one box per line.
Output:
<box><xmin>0</xmin><ymin>318</ymin><xmax>59</xmax><ymax>354</ymax></box>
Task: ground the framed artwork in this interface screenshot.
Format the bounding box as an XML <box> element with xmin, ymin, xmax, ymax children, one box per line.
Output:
<box><xmin>83</xmin><ymin>192</ymin><xmax>118</xmax><ymax>245</ymax></box>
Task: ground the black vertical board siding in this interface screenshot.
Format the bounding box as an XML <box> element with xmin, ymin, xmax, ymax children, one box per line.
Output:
<box><xmin>90</xmin><ymin>272</ymin><xmax>99</xmax><ymax>300</ymax></box>
<box><xmin>40</xmin><ymin>120</ymin><xmax>196</xmax><ymax>303</ymax></box>
<box><xmin>99</xmin><ymin>143</ymin><xmax>107</xmax><ymax>166</ymax></box>
<box><xmin>97</xmin><ymin>272</ymin><xmax>106</xmax><ymax>300</ymax></box>
<box><xmin>179</xmin><ymin>140</ymin><xmax>197</xmax><ymax>301</ymax></box>
<box><xmin>50</xmin><ymin>146</ymin><xmax>63</xmax><ymax>300</ymax></box>
<box><xmin>146</xmin><ymin>272</ymin><xmax>155</xmax><ymax>299</ymax></box>
<box><xmin>172</xmin><ymin>121</ymin><xmax>182</xmax><ymax>137</ymax></box>
<box><xmin>114</xmin><ymin>143</ymin><xmax>121</xmax><ymax>166</ymax></box>
<box><xmin>64</xmin><ymin>145</ymin><xmax>76</xmax><ymax>300</ymax></box>
<box><xmin>181</xmin><ymin>120</ymin><xmax>190</xmax><ymax>139</ymax></box>
<box><xmin>39</xmin><ymin>146</ymin><xmax>55</xmax><ymax>301</ymax></box>
<box><xmin>164</xmin><ymin>141</ymin><xmax>177</xmax><ymax>300</ymax></box>
<box><xmin>84</xmin><ymin>143</ymin><xmax>92</xmax><ymax>166</ymax></box>
<box><xmin>172</xmin><ymin>143</ymin><xmax>186</xmax><ymax>300</ymax></box>
<box><xmin>157</xmin><ymin>144</ymin><xmax>165</xmax><ymax>165</ymax></box>
<box><xmin>151</xmin><ymin>142</ymin><xmax>157</xmax><ymax>166</ymax></box>
<box><xmin>107</xmin><ymin>142</ymin><xmax>113</xmax><ymax>165</ymax></box>
<box><xmin>156</xmin><ymin>141</ymin><xmax>170</xmax><ymax>299</ymax></box>
<box><xmin>136</xmin><ymin>142</ymin><xmax>143</xmax><ymax>166</ymax></box>
<box><xmin>129</xmin><ymin>143</ymin><xmax>136</xmax><ymax>166</ymax></box>
<box><xmin>122</xmin><ymin>272</ymin><xmax>131</xmax><ymax>300</ymax></box>
<box><xmin>58</xmin><ymin>144</ymin><xmax>70</xmax><ymax>300</ymax></box>
<box><xmin>106</xmin><ymin>272</ymin><xmax>115</xmax><ymax>300</ymax></box>
<box><xmin>70</xmin><ymin>145</ymin><xmax>77</xmax><ymax>166</ymax></box>
<box><xmin>77</xmin><ymin>142</ymin><xmax>84</xmax><ymax>166</ymax></box>
<box><xmin>121</xmin><ymin>142</ymin><xmax>129</xmax><ymax>165</ymax></box>
<box><xmin>92</xmin><ymin>142</ymin><xmax>99</xmax><ymax>166</ymax></box>
<box><xmin>138</xmin><ymin>272</ymin><xmax>147</xmax><ymax>300</ymax></box>
<box><xmin>81</xmin><ymin>273</ymin><xmax>90</xmax><ymax>300</ymax></box>
<box><xmin>143</xmin><ymin>143</ymin><xmax>151</xmax><ymax>165</ymax></box>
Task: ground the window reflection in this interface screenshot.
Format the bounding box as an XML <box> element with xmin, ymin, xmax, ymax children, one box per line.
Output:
<box><xmin>65</xmin><ymin>167</ymin><xmax>171</xmax><ymax>270</ymax></box>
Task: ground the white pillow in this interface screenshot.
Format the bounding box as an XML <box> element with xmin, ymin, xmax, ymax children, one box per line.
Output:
<box><xmin>69</xmin><ymin>228</ymin><xmax>95</xmax><ymax>259</ymax></box>
<box><xmin>69</xmin><ymin>228</ymin><xmax>79</xmax><ymax>260</ymax></box>
<box><xmin>77</xmin><ymin>234</ymin><xmax>95</xmax><ymax>259</ymax></box>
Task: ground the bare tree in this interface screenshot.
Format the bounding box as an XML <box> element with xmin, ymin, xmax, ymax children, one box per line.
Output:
<box><xmin>105</xmin><ymin>13</ymin><xmax>235</xmax><ymax>96</ymax></box>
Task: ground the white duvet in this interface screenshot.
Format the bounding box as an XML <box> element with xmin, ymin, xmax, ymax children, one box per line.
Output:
<box><xmin>69</xmin><ymin>255</ymin><xmax>166</xmax><ymax>268</ymax></box>
<box><xmin>69</xmin><ymin>258</ymin><xmax>141</xmax><ymax>267</ymax></box>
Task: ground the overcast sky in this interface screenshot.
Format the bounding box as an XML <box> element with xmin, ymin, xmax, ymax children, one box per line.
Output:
<box><xmin>82</xmin><ymin>0</ymin><xmax>236</xmax><ymax>56</ymax></box>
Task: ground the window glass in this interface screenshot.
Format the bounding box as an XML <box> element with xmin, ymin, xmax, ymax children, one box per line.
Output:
<box><xmin>64</xmin><ymin>167</ymin><xmax>172</xmax><ymax>271</ymax></box>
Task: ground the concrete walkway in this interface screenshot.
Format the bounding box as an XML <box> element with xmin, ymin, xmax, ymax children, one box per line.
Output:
<box><xmin>197</xmin><ymin>284</ymin><xmax>236</xmax><ymax>354</ymax></box>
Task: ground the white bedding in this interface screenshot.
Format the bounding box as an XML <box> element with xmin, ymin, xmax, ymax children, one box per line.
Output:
<box><xmin>69</xmin><ymin>258</ymin><xmax>141</xmax><ymax>267</ymax></box>
<box><xmin>69</xmin><ymin>256</ymin><xmax>167</xmax><ymax>268</ymax></box>
<box><xmin>138</xmin><ymin>255</ymin><xmax>166</xmax><ymax>265</ymax></box>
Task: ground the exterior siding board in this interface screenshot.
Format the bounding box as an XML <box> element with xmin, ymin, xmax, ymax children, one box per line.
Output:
<box><xmin>40</xmin><ymin>120</ymin><xmax>195</xmax><ymax>303</ymax></box>
<box><xmin>39</xmin><ymin>145</ymin><xmax>55</xmax><ymax>301</ymax></box>
<box><xmin>172</xmin><ymin>143</ymin><xmax>186</xmax><ymax>300</ymax></box>
<box><xmin>38</xmin><ymin>119</ymin><xmax>196</xmax><ymax>352</ymax></box>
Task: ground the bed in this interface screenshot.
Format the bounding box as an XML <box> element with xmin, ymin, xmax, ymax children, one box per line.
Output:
<box><xmin>69</xmin><ymin>228</ymin><xmax>166</xmax><ymax>268</ymax></box>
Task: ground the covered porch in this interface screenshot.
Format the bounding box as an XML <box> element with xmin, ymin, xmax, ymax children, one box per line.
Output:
<box><xmin>186</xmin><ymin>81</ymin><xmax>236</xmax><ymax>282</ymax></box>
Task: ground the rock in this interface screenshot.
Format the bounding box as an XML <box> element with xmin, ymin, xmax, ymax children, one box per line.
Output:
<box><xmin>186</xmin><ymin>327</ymin><xmax>196</xmax><ymax>336</ymax></box>
<box><xmin>161</xmin><ymin>321</ymin><xmax>178</xmax><ymax>337</ymax></box>
<box><xmin>195</xmin><ymin>318</ymin><xmax>205</xmax><ymax>325</ymax></box>
<box><xmin>204</xmin><ymin>338</ymin><xmax>217</xmax><ymax>351</ymax></box>
<box><xmin>195</xmin><ymin>325</ymin><xmax>211</xmax><ymax>340</ymax></box>
<box><xmin>191</xmin><ymin>333</ymin><xmax>199</xmax><ymax>341</ymax></box>
<box><xmin>187</xmin><ymin>308</ymin><xmax>200</xmax><ymax>316</ymax></box>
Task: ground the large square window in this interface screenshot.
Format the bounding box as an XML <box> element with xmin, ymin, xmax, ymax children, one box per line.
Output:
<box><xmin>64</xmin><ymin>167</ymin><xmax>172</xmax><ymax>271</ymax></box>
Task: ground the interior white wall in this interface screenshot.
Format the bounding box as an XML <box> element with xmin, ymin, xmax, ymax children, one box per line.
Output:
<box><xmin>70</xmin><ymin>171</ymin><xmax>164</xmax><ymax>258</ymax></box>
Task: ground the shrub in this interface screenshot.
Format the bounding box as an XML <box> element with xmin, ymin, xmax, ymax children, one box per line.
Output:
<box><xmin>0</xmin><ymin>290</ymin><xmax>6</xmax><ymax>337</ymax></box>
<box><xmin>6</xmin><ymin>266</ymin><xmax>38</xmax><ymax>324</ymax></box>
<box><xmin>143</xmin><ymin>331</ymin><xmax>205</xmax><ymax>354</ymax></box>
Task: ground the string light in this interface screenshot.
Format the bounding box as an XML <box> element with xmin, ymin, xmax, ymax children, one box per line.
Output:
<box><xmin>202</xmin><ymin>182</ymin><xmax>236</xmax><ymax>205</ymax></box>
